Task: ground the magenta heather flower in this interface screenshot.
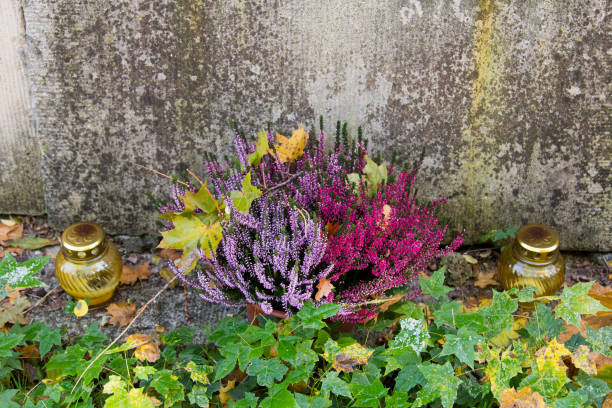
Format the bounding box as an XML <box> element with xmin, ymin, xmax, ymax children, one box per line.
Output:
<box><xmin>323</xmin><ymin>171</ymin><xmax>463</xmax><ymax>322</ymax></box>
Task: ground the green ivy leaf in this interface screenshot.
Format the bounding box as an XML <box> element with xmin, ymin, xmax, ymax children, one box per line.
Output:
<box><xmin>77</xmin><ymin>323</ymin><xmax>109</xmax><ymax>347</ymax></box>
<box><xmin>232</xmin><ymin>392</ymin><xmax>259</xmax><ymax>408</ymax></box>
<box><xmin>0</xmin><ymin>333</ymin><xmax>24</xmax><ymax>358</ymax></box>
<box><xmin>394</xmin><ymin>363</ymin><xmax>424</xmax><ymax>394</ymax></box>
<box><xmin>213</xmin><ymin>356</ymin><xmax>237</xmax><ymax>382</ymax></box>
<box><xmin>586</xmin><ymin>324</ymin><xmax>612</xmax><ymax>356</ymax></box>
<box><xmin>0</xmin><ymin>389</ymin><xmax>20</xmax><ymax>408</ymax></box>
<box><xmin>230</xmin><ymin>172</ymin><xmax>262</xmax><ymax>214</ymax></box>
<box><xmin>385</xmin><ymin>391</ymin><xmax>411</xmax><ymax>408</ymax></box>
<box><xmin>15</xmin><ymin>321</ymin><xmax>62</xmax><ymax>358</ymax></box>
<box><xmin>552</xmin><ymin>391</ymin><xmax>588</xmax><ymax>408</ymax></box>
<box><xmin>134</xmin><ymin>366</ymin><xmax>157</xmax><ymax>381</ymax></box>
<box><xmin>391</xmin><ymin>318</ymin><xmax>429</xmax><ymax>354</ymax></box>
<box><xmin>248</xmin><ymin>129</ymin><xmax>270</xmax><ymax>168</ymax></box>
<box><xmin>439</xmin><ymin>327</ymin><xmax>483</xmax><ymax>368</ymax></box>
<box><xmin>277</xmin><ymin>337</ymin><xmax>299</xmax><ymax>363</ymax></box>
<box><xmin>480</xmin><ymin>290</ymin><xmax>518</xmax><ymax>339</ymax></box>
<box><xmin>350</xmin><ymin>378</ymin><xmax>387</xmax><ymax>408</ymax></box>
<box><xmin>414</xmin><ymin>362</ymin><xmax>461</xmax><ymax>408</ymax></box>
<box><xmin>320</xmin><ymin>371</ymin><xmax>352</xmax><ymax>398</ymax></box>
<box><xmin>419</xmin><ymin>266</ymin><xmax>451</xmax><ymax>301</ymax></box>
<box><xmin>295</xmin><ymin>393</ymin><xmax>332</xmax><ymax>408</ymax></box>
<box><xmin>187</xmin><ymin>384</ymin><xmax>210</xmax><ymax>407</ymax></box>
<box><xmin>161</xmin><ymin>326</ymin><xmax>194</xmax><ymax>346</ymax></box>
<box><xmin>296</xmin><ymin>302</ymin><xmax>341</xmax><ymax>330</ymax></box>
<box><xmin>103</xmin><ymin>386</ymin><xmax>155</xmax><ymax>408</ymax></box>
<box><xmin>259</xmin><ymin>386</ymin><xmax>297</xmax><ymax>408</ymax></box>
<box><xmin>524</xmin><ymin>302</ymin><xmax>565</xmax><ymax>343</ymax></box>
<box><xmin>149</xmin><ymin>370</ymin><xmax>185</xmax><ymax>407</ymax></box>
<box><xmin>44</xmin><ymin>344</ymin><xmax>87</xmax><ymax>378</ymax></box>
<box><xmin>246</xmin><ymin>358</ymin><xmax>288</xmax><ymax>388</ymax></box>
<box><xmin>574</xmin><ymin>371</ymin><xmax>610</xmax><ymax>405</ymax></box>
<box><xmin>0</xmin><ymin>253</ymin><xmax>49</xmax><ymax>296</ymax></box>
<box><xmin>555</xmin><ymin>282</ymin><xmax>611</xmax><ymax>327</ymax></box>
<box><xmin>383</xmin><ymin>349</ymin><xmax>420</xmax><ymax>376</ymax></box>
<box><xmin>209</xmin><ymin>318</ymin><xmax>248</xmax><ymax>346</ymax></box>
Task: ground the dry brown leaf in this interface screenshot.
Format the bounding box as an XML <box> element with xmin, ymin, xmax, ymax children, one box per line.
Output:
<box><xmin>325</xmin><ymin>222</ymin><xmax>340</xmax><ymax>239</ymax></box>
<box><xmin>379</xmin><ymin>293</ymin><xmax>405</xmax><ymax>313</ymax></box>
<box><xmin>315</xmin><ymin>277</ymin><xmax>334</xmax><ymax>301</ymax></box>
<box><xmin>589</xmin><ymin>282</ymin><xmax>612</xmax><ymax>309</ymax></box>
<box><xmin>158</xmin><ymin>248</ymin><xmax>181</xmax><ymax>262</ymax></box>
<box><xmin>499</xmin><ymin>386</ymin><xmax>546</xmax><ymax>408</ymax></box>
<box><xmin>474</xmin><ymin>271</ymin><xmax>499</xmax><ymax>289</ymax></box>
<box><xmin>147</xmin><ymin>396</ymin><xmax>162</xmax><ymax>407</ymax></box>
<box><xmin>603</xmin><ymin>394</ymin><xmax>612</xmax><ymax>408</ymax></box>
<box><xmin>219</xmin><ymin>379</ymin><xmax>236</xmax><ymax>407</ymax></box>
<box><xmin>0</xmin><ymin>223</ymin><xmax>23</xmax><ymax>242</ymax></box>
<box><xmin>16</xmin><ymin>344</ymin><xmax>40</xmax><ymax>360</ymax></box>
<box><xmin>120</xmin><ymin>262</ymin><xmax>152</xmax><ymax>285</ymax></box>
<box><xmin>107</xmin><ymin>302</ymin><xmax>137</xmax><ymax>327</ymax></box>
<box><xmin>134</xmin><ymin>341</ymin><xmax>160</xmax><ymax>363</ymax></box>
<box><xmin>0</xmin><ymin>296</ymin><xmax>30</xmax><ymax>327</ymax></box>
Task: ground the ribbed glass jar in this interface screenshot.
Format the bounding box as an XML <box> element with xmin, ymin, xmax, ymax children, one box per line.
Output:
<box><xmin>498</xmin><ymin>224</ymin><xmax>565</xmax><ymax>307</ymax></box>
<box><xmin>55</xmin><ymin>222</ymin><xmax>122</xmax><ymax>305</ymax></box>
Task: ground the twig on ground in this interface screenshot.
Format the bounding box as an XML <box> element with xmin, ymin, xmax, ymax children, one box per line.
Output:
<box><xmin>24</xmin><ymin>285</ymin><xmax>59</xmax><ymax>316</ymax></box>
<box><xmin>71</xmin><ymin>276</ymin><xmax>178</xmax><ymax>394</ymax></box>
<box><xmin>135</xmin><ymin>163</ymin><xmax>189</xmax><ymax>187</ymax></box>
<box><xmin>264</xmin><ymin>172</ymin><xmax>304</xmax><ymax>194</ymax></box>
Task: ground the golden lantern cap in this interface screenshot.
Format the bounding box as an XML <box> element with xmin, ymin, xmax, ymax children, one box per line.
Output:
<box><xmin>61</xmin><ymin>222</ymin><xmax>105</xmax><ymax>252</ymax></box>
<box><xmin>515</xmin><ymin>224</ymin><xmax>559</xmax><ymax>253</ymax></box>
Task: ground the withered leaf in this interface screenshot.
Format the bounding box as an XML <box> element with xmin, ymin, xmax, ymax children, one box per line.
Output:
<box><xmin>120</xmin><ymin>262</ymin><xmax>152</xmax><ymax>285</ymax></box>
<box><xmin>0</xmin><ymin>223</ymin><xmax>23</xmax><ymax>242</ymax></box>
<box><xmin>474</xmin><ymin>271</ymin><xmax>499</xmax><ymax>289</ymax></box>
<box><xmin>270</xmin><ymin>124</ymin><xmax>309</xmax><ymax>163</ymax></box>
<box><xmin>379</xmin><ymin>293</ymin><xmax>405</xmax><ymax>313</ymax></box>
<box><xmin>589</xmin><ymin>282</ymin><xmax>612</xmax><ymax>309</ymax></box>
<box><xmin>126</xmin><ymin>333</ymin><xmax>160</xmax><ymax>363</ymax></box>
<box><xmin>499</xmin><ymin>386</ymin><xmax>546</xmax><ymax>408</ymax></box>
<box><xmin>107</xmin><ymin>302</ymin><xmax>137</xmax><ymax>327</ymax></box>
<box><xmin>315</xmin><ymin>277</ymin><xmax>334</xmax><ymax>301</ymax></box>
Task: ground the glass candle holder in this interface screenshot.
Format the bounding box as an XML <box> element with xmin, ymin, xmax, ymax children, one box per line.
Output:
<box><xmin>55</xmin><ymin>222</ymin><xmax>122</xmax><ymax>305</ymax></box>
<box><xmin>498</xmin><ymin>224</ymin><xmax>565</xmax><ymax>307</ymax></box>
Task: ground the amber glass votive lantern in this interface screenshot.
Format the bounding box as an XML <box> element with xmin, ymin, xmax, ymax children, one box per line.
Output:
<box><xmin>498</xmin><ymin>224</ymin><xmax>565</xmax><ymax>306</ymax></box>
<box><xmin>55</xmin><ymin>222</ymin><xmax>122</xmax><ymax>305</ymax></box>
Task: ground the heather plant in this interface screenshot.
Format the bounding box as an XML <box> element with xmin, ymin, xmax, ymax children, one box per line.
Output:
<box><xmin>322</xmin><ymin>168</ymin><xmax>464</xmax><ymax>322</ymax></box>
<box><xmin>169</xmin><ymin>195</ymin><xmax>333</xmax><ymax>315</ymax></box>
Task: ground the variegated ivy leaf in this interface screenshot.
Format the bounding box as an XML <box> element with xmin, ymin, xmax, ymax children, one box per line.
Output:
<box><xmin>554</xmin><ymin>282</ymin><xmax>611</xmax><ymax>327</ymax></box>
<box><xmin>391</xmin><ymin>317</ymin><xmax>429</xmax><ymax>354</ymax></box>
<box><xmin>0</xmin><ymin>253</ymin><xmax>49</xmax><ymax>300</ymax></box>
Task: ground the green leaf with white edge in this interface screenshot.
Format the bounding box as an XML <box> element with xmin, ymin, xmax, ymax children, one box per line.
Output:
<box><xmin>439</xmin><ymin>327</ymin><xmax>484</xmax><ymax>368</ymax></box>
<box><xmin>0</xmin><ymin>389</ymin><xmax>20</xmax><ymax>408</ymax></box>
<box><xmin>187</xmin><ymin>384</ymin><xmax>210</xmax><ymax>407</ymax></box>
<box><xmin>320</xmin><ymin>371</ymin><xmax>352</xmax><ymax>398</ymax></box>
<box><xmin>159</xmin><ymin>213</ymin><xmax>222</xmax><ymax>265</ymax></box>
<box><xmin>350</xmin><ymin>378</ymin><xmax>387</xmax><ymax>408</ymax></box>
<box><xmin>0</xmin><ymin>253</ymin><xmax>49</xmax><ymax>292</ymax></box>
<box><xmin>134</xmin><ymin>366</ymin><xmax>157</xmax><ymax>381</ymax></box>
<box><xmin>295</xmin><ymin>393</ymin><xmax>332</xmax><ymax>408</ymax></box>
<box><xmin>230</xmin><ymin>172</ymin><xmax>261</xmax><ymax>214</ymax></box>
<box><xmin>248</xmin><ymin>129</ymin><xmax>269</xmax><ymax>168</ymax></box>
<box><xmin>391</xmin><ymin>317</ymin><xmax>429</xmax><ymax>354</ymax></box>
<box><xmin>485</xmin><ymin>354</ymin><xmax>522</xmax><ymax>399</ymax></box>
<box><xmin>149</xmin><ymin>369</ymin><xmax>185</xmax><ymax>407</ymax></box>
<box><xmin>414</xmin><ymin>362</ymin><xmax>461</xmax><ymax>408</ymax></box>
<box><xmin>0</xmin><ymin>333</ymin><xmax>24</xmax><ymax>357</ymax></box>
<box><xmin>419</xmin><ymin>266</ymin><xmax>451</xmax><ymax>301</ymax></box>
<box><xmin>296</xmin><ymin>301</ymin><xmax>341</xmax><ymax>330</ymax></box>
<box><xmin>259</xmin><ymin>386</ymin><xmax>298</xmax><ymax>408</ymax></box>
<box><xmin>554</xmin><ymin>282</ymin><xmax>612</xmax><ymax>327</ymax></box>
<box><xmin>231</xmin><ymin>392</ymin><xmax>258</xmax><ymax>408</ymax></box>
<box><xmin>585</xmin><ymin>324</ymin><xmax>612</xmax><ymax>356</ymax></box>
<box><xmin>246</xmin><ymin>357</ymin><xmax>287</xmax><ymax>388</ymax></box>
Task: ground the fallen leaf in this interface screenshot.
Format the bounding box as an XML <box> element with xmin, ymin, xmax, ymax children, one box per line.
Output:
<box><xmin>474</xmin><ymin>271</ymin><xmax>499</xmax><ymax>289</ymax></box>
<box><xmin>1</xmin><ymin>218</ymin><xmax>18</xmax><ymax>226</ymax></box>
<box><xmin>270</xmin><ymin>124</ymin><xmax>309</xmax><ymax>163</ymax></box>
<box><xmin>499</xmin><ymin>386</ymin><xmax>546</xmax><ymax>408</ymax></box>
<box><xmin>330</xmin><ymin>343</ymin><xmax>374</xmax><ymax>373</ymax></box>
<box><xmin>6</xmin><ymin>235</ymin><xmax>58</xmax><ymax>250</ymax></box>
<box><xmin>0</xmin><ymin>296</ymin><xmax>30</xmax><ymax>327</ymax></box>
<box><xmin>107</xmin><ymin>302</ymin><xmax>137</xmax><ymax>327</ymax></box>
<box><xmin>463</xmin><ymin>254</ymin><xmax>478</xmax><ymax>264</ymax></box>
<box><xmin>315</xmin><ymin>277</ymin><xmax>334</xmax><ymax>301</ymax></box>
<box><xmin>379</xmin><ymin>293</ymin><xmax>405</xmax><ymax>313</ymax></box>
<box><xmin>16</xmin><ymin>344</ymin><xmax>40</xmax><ymax>360</ymax></box>
<box><xmin>0</xmin><ymin>223</ymin><xmax>23</xmax><ymax>242</ymax></box>
<box><xmin>325</xmin><ymin>222</ymin><xmax>340</xmax><ymax>239</ymax></box>
<box><xmin>219</xmin><ymin>379</ymin><xmax>236</xmax><ymax>407</ymax></box>
<box><xmin>159</xmin><ymin>248</ymin><xmax>181</xmax><ymax>262</ymax></box>
<box><xmin>126</xmin><ymin>334</ymin><xmax>160</xmax><ymax>363</ymax></box>
<box><xmin>604</xmin><ymin>394</ymin><xmax>612</xmax><ymax>408</ymax></box>
<box><xmin>4</xmin><ymin>247</ymin><xmax>24</xmax><ymax>256</ymax></box>
<box><xmin>589</xmin><ymin>282</ymin><xmax>612</xmax><ymax>309</ymax></box>
<box><xmin>147</xmin><ymin>396</ymin><xmax>162</xmax><ymax>407</ymax></box>
<box><xmin>159</xmin><ymin>268</ymin><xmax>179</xmax><ymax>288</ymax></box>
<box><xmin>73</xmin><ymin>299</ymin><xmax>89</xmax><ymax>317</ymax></box>
<box><xmin>121</xmin><ymin>262</ymin><xmax>152</xmax><ymax>285</ymax></box>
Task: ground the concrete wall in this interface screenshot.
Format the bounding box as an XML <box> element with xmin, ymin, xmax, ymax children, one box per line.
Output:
<box><xmin>2</xmin><ymin>0</ymin><xmax>610</xmax><ymax>250</ymax></box>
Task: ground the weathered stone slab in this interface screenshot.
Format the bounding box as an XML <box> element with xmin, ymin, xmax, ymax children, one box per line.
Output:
<box><xmin>11</xmin><ymin>0</ymin><xmax>611</xmax><ymax>250</ymax></box>
<box><xmin>0</xmin><ymin>0</ymin><xmax>44</xmax><ymax>214</ymax></box>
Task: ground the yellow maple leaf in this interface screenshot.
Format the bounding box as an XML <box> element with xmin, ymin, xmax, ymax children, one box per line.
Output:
<box><xmin>499</xmin><ymin>387</ymin><xmax>547</xmax><ymax>408</ymax></box>
<box><xmin>271</xmin><ymin>124</ymin><xmax>309</xmax><ymax>163</ymax></box>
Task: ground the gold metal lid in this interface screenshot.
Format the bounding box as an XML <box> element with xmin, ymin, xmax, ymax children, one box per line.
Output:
<box><xmin>516</xmin><ymin>224</ymin><xmax>559</xmax><ymax>253</ymax></box>
<box><xmin>61</xmin><ymin>222</ymin><xmax>106</xmax><ymax>259</ymax></box>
